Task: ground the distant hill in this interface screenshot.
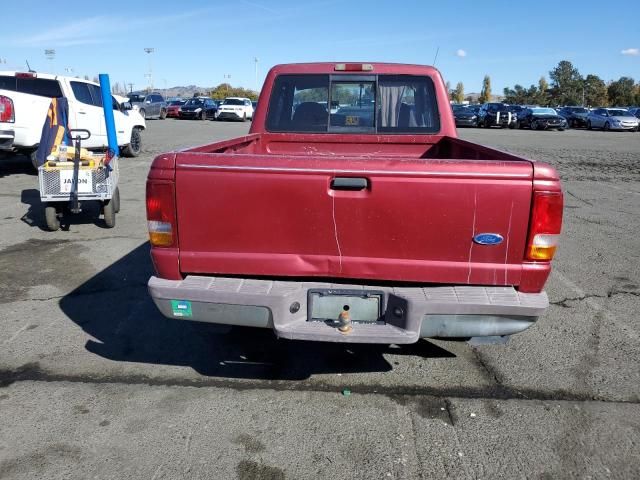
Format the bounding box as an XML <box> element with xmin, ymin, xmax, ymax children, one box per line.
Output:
<box><xmin>128</xmin><ymin>85</ymin><xmax>213</xmax><ymax>99</ymax></box>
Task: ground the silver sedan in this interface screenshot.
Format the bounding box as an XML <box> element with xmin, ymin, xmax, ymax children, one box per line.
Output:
<box><xmin>587</xmin><ymin>108</ymin><xmax>639</xmax><ymax>131</ymax></box>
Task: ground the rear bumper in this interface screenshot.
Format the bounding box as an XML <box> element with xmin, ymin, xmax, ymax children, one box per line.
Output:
<box><xmin>217</xmin><ymin>111</ymin><xmax>243</xmax><ymax>120</ymax></box>
<box><xmin>0</xmin><ymin>129</ymin><xmax>14</xmax><ymax>150</ymax></box>
<box><xmin>455</xmin><ymin>119</ymin><xmax>477</xmax><ymax>127</ymax></box>
<box><xmin>148</xmin><ymin>276</ymin><xmax>548</xmax><ymax>344</ymax></box>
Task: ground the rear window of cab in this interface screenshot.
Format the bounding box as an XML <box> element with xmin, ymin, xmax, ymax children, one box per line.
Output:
<box><xmin>266</xmin><ymin>74</ymin><xmax>440</xmax><ymax>134</ymax></box>
<box><xmin>0</xmin><ymin>75</ymin><xmax>63</xmax><ymax>98</ymax></box>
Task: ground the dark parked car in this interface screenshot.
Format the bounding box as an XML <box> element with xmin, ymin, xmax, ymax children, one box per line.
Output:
<box><xmin>518</xmin><ymin>107</ymin><xmax>568</xmax><ymax>130</ymax></box>
<box><xmin>478</xmin><ymin>103</ymin><xmax>516</xmax><ymax>128</ymax></box>
<box><xmin>178</xmin><ymin>97</ymin><xmax>218</xmax><ymax>120</ymax></box>
<box><xmin>626</xmin><ymin>107</ymin><xmax>640</xmax><ymax>120</ymax></box>
<box><xmin>558</xmin><ymin>106</ymin><xmax>589</xmax><ymax>128</ymax></box>
<box><xmin>452</xmin><ymin>105</ymin><xmax>478</xmax><ymax>127</ymax></box>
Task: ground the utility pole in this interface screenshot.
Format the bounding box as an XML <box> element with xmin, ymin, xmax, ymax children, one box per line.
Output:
<box><xmin>254</xmin><ymin>57</ymin><xmax>259</xmax><ymax>92</ymax></box>
<box><xmin>127</xmin><ymin>83</ymin><xmax>134</xmax><ymax>93</ymax></box>
<box><xmin>144</xmin><ymin>47</ymin><xmax>154</xmax><ymax>91</ymax></box>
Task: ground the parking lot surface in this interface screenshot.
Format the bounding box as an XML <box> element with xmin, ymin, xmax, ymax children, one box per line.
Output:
<box><xmin>1</xmin><ymin>121</ymin><xmax>639</xmax><ymax>479</ymax></box>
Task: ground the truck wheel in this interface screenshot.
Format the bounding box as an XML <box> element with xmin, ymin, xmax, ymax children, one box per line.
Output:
<box><xmin>121</xmin><ymin>128</ymin><xmax>142</xmax><ymax>157</ymax></box>
<box><xmin>45</xmin><ymin>204</ymin><xmax>60</xmax><ymax>231</ymax></box>
<box><xmin>113</xmin><ymin>186</ymin><xmax>121</xmax><ymax>213</ymax></box>
<box><xmin>159</xmin><ymin>108</ymin><xmax>167</xmax><ymax>120</ymax></box>
<box><xmin>103</xmin><ymin>200</ymin><xmax>115</xmax><ymax>228</ymax></box>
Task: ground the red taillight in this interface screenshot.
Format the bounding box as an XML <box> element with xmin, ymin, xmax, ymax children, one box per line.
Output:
<box><xmin>525</xmin><ymin>191</ymin><xmax>563</xmax><ymax>261</ymax></box>
<box><xmin>146</xmin><ymin>181</ymin><xmax>177</xmax><ymax>247</ymax></box>
<box><xmin>0</xmin><ymin>96</ymin><xmax>14</xmax><ymax>123</ymax></box>
<box><xmin>15</xmin><ymin>72</ymin><xmax>36</xmax><ymax>79</ymax></box>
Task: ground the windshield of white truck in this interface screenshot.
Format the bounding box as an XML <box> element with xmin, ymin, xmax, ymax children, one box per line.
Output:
<box><xmin>266</xmin><ymin>74</ymin><xmax>440</xmax><ymax>134</ymax></box>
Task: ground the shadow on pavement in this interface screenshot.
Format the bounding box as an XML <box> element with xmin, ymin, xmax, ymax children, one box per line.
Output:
<box><xmin>59</xmin><ymin>242</ymin><xmax>455</xmax><ymax>380</ymax></box>
<box><xmin>0</xmin><ymin>152</ymin><xmax>36</xmax><ymax>178</ymax></box>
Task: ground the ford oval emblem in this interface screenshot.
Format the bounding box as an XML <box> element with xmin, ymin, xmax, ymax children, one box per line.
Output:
<box><xmin>473</xmin><ymin>233</ymin><xmax>504</xmax><ymax>245</ymax></box>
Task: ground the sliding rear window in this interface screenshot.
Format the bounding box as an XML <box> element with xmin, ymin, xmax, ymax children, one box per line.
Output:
<box><xmin>266</xmin><ymin>74</ymin><xmax>440</xmax><ymax>134</ymax></box>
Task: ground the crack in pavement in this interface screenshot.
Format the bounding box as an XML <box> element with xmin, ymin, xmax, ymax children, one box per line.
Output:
<box><xmin>551</xmin><ymin>290</ymin><xmax>639</xmax><ymax>308</ymax></box>
<box><xmin>9</xmin><ymin>284</ymin><xmax>149</xmax><ymax>304</ymax></box>
<box><xmin>0</xmin><ymin>363</ymin><xmax>638</xmax><ymax>405</ymax></box>
<box><xmin>565</xmin><ymin>190</ymin><xmax>593</xmax><ymax>206</ymax></box>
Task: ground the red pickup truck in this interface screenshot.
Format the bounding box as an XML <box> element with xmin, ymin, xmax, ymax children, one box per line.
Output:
<box><xmin>146</xmin><ymin>63</ymin><xmax>563</xmax><ymax>345</ymax></box>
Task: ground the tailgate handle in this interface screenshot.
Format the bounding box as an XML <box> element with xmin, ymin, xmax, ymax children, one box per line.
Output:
<box><xmin>330</xmin><ymin>177</ymin><xmax>368</xmax><ymax>191</ymax></box>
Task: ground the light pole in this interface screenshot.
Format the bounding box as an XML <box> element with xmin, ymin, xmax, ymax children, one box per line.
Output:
<box><xmin>223</xmin><ymin>74</ymin><xmax>231</xmax><ymax>98</ymax></box>
<box><xmin>144</xmin><ymin>47</ymin><xmax>154</xmax><ymax>91</ymax></box>
<box><xmin>45</xmin><ymin>49</ymin><xmax>55</xmax><ymax>73</ymax></box>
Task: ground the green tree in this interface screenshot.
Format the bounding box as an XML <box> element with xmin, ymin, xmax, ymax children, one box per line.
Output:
<box><xmin>549</xmin><ymin>60</ymin><xmax>583</xmax><ymax>105</ymax></box>
<box><xmin>537</xmin><ymin>76</ymin><xmax>549</xmax><ymax>105</ymax></box>
<box><xmin>209</xmin><ymin>83</ymin><xmax>259</xmax><ymax>101</ymax></box>
<box><xmin>453</xmin><ymin>82</ymin><xmax>464</xmax><ymax>103</ymax></box>
<box><xmin>503</xmin><ymin>83</ymin><xmax>540</xmax><ymax>105</ymax></box>
<box><xmin>607</xmin><ymin>76</ymin><xmax>636</xmax><ymax>106</ymax></box>
<box><xmin>479</xmin><ymin>75</ymin><xmax>491</xmax><ymax>103</ymax></box>
<box><xmin>582</xmin><ymin>74</ymin><xmax>608</xmax><ymax>107</ymax></box>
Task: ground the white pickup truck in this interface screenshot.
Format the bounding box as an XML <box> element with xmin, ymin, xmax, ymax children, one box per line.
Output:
<box><xmin>0</xmin><ymin>71</ymin><xmax>146</xmax><ymax>168</ymax></box>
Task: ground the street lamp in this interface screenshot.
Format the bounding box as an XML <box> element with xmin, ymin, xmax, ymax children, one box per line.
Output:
<box><xmin>144</xmin><ymin>47</ymin><xmax>154</xmax><ymax>91</ymax></box>
<box><xmin>45</xmin><ymin>49</ymin><xmax>55</xmax><ymax>72</ymax></box>
<box><xmin>223</xmin><ymin>74</ymin><xmax>231</xmax><ymax>97</ymax></box>
<box><xmin>254</xmin><ymin>57</ymin><xmax>259</xmax><ymax>92</ymax></box>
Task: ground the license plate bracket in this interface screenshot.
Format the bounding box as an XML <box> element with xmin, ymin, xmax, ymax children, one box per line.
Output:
<box><xmin>307</xmin><ymin>289</ymin><xmax>384</xmax><ymax>324</ymax></box>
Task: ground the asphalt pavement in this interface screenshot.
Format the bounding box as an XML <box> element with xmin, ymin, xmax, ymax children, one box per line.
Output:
<box><xmin>0</xmin><ymin>120</ymin><xmax>638</xmax><ymax>479</ymax></box>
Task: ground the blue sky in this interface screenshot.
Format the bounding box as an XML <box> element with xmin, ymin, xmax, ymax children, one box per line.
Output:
<box><xmin>1</xmin><ymin>0</ymin><xmax>638</xmax><ymax>93</ymax></box>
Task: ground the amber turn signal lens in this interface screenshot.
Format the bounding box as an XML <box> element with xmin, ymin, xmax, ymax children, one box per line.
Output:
<box><xmin>148</xmin><ymin>220</ymin><xmax>173</xmax><ymax>247</ymax></box>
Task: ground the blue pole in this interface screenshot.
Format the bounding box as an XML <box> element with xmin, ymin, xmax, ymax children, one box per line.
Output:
<box><xmin>98</xmin><ymin>73</ymin><xmax>119</xmax><ymax>158</ymax></box>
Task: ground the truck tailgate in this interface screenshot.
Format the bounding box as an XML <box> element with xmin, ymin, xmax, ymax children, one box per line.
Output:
<box><xmin>175</xmin><ymin>153</ymin><xmax>533</xmax><ymax>286</ymax></box>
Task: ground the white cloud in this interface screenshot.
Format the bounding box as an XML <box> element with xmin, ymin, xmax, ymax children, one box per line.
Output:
<box><xmin>621</xmin><ymin>48</ymin><xmax>639</xmax><ymax>56</ymax></box>
<box><xmin>456</xmin><ymin>49</ymin><xmax>467</xmax><ymax>58</ymax></box>
<box><xmin>11</xmin><ymin>11</ymin><xmax>207</xmax><ymax>48</ymax></box>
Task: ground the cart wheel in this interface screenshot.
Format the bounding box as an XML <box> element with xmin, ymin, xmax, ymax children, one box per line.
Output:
<box><xmin>103</xmin><ymin>200</ymin><xmax>116</xmax><ymax>228</ymax></box>
<box><xmin>113</xmin><ymin>187</ymin><xmax>121</xmax><ymax>213</ymax></box>
<box><xmin>45</xmin><ymin>204</ymin><xmax>60</xmax><ymax>231</ymax></box>
<box><xmin>30</xmin><ymin>150</ymin><xmax>39</xmax><ymax>171</ymax></box>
